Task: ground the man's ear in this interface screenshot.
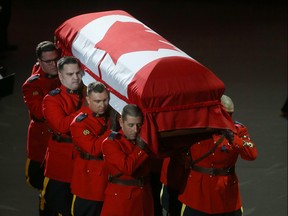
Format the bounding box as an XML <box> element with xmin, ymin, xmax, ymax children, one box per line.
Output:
<box><xmin>119</xmin><ymin>117</ymin><xmax>123</xmax><ymax>128</ymax></box>
<box><xmin>86</xmin><ymin>96</ymin><xmax>90</xmax><ymax>105</ymax></box>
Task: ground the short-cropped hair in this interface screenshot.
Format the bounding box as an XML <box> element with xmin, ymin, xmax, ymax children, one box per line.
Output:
<box><xmin>36</xmin><ymin>41</ymin><xmax>58</xmax><ymax>59</ymax></box>
<box><xmin>121</xmin><ymin>104</ymin><xmax>143</xmax><ymax>121</ymax></box>
<box><xmin>57</xmin><ymin>56</ymin><xmax>81</xmax><ymax>72</ymax></box>
<box><xmin>87</xmin><ymin>81</ymin><xmax>109</xmax><ymax>97</ymax></box>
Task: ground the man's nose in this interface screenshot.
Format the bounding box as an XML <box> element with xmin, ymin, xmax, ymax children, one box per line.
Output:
<box><xmin>133</xmin><ymin>125</ymin><xmax>141</xmax><ymax>133</ymax></box>
<box><xmin>132</xmin><ymin>125</ymin><xmax>138</xmax><ymax>133</ymax></box>
<box><xmin>72</xmin><ymin>73</ymin><xmax>79</xmax><ymax>79</ymax></box>
<box><xmin>99</xmin><ymin>101</ymin><xmax>105</xmax><ymax>108</ymax></box>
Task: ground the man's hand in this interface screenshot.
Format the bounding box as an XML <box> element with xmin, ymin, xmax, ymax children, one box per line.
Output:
<box><xmin>110</xmin><ymin>108</ymin><xmax>120</xmax><ymax>132</ymax></box>
<box><xmin>221</xmin><ymin>129</ymin><xmax>234</xmax><ymax>144</ymax></box>
<box><xmin>135</xmin><ymin>136</ymin><xmax>147</xmax><ymax>150</ymax></box>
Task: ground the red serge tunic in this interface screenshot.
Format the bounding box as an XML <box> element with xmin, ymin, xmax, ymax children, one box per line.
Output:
<box><xmin>22</xmin><ymin>64</ymin><xmax>60</xmax><ymax>162</ymax></box>
<box><xmin>42</xmin><ymin>85</ymin><xmax>85</xmax><ymax>183</ymax></box>
<box><xmin>70</xmin><ymin>107</ymin><xmax>111</xmax><ymax>201</ymax></box>
<box><xmin>100</xmin><ymin>131</ymin><xmax>154</xmax><ymax>216</ymax></box>
<box><xmin>178</xmin><ymin>122</ymin><xmax>258</xmax><ymax>214</ymax></box>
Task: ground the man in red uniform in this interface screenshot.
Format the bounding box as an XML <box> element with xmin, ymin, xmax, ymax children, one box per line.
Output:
<box><xmin>179</xmin><ymin>95</ymin><xmax>258</xmax><ymax>216</ymax></box>
<box><xmin>42</xmin><ymin>56</ymin><xmax>85</xmax><ymax>216</ymax></box>
<box><xmin>70</xmin><ymin>81</ymin><xmax>111</xmax><ymax>216</ymax></box>
<box><xmin>101</xmin><ymin>104</ymin><xmax>154</xmax><ymax>216</ymax></box>
<box><xmin>22</xmin><ymin>41</ymin><xmax>60</xmax><ymax>215</ymax></box>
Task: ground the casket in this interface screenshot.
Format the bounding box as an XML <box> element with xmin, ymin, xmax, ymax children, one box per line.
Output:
<box><xmin>54</xmin><ymin>10</ymin><xmax>235</xmax><ymax>153</ymax></box>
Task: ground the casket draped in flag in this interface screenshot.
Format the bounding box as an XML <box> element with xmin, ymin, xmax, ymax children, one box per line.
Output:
<box><xmin>54</xmin><ymin>10</ymin><xmax>235</xmax><ymax>153</ymax></box>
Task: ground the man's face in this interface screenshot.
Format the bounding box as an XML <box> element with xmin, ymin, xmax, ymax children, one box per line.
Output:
<box><xmin>120</xmin><ymin>115</ymin><xmax>142</xmax><ymax>141</ymax></box>
<box><xmin>58</xmin><ymin>63</ymin><xmax>83</xmax><ymax>90</ymax></box>
<box><xmin>86</xmin><ymin>91</ymin><xmax>109</xmax><ymax>115</ymax></box>
<box><xmin>38</xmin><ymin>50</ymin><xmax>59</xmax><ymax>75</ymax></box>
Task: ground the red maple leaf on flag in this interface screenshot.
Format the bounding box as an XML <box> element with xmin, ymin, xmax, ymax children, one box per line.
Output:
<box><xmin>95</xmin><ymin>21</ymin><xmax>177</xmax><ymax>64</ymax></box>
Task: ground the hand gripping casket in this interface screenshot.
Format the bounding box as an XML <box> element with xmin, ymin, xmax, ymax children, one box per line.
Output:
<box><xmin>54</xmin><ymin>10</ymin><xmax>235</xmax><ymax>154</ymax></box>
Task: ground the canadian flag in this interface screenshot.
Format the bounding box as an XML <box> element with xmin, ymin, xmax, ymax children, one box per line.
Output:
<box><xmin>55</xmin><ymin>10</ymin><xmax>235</xmax><ymax>153</ymax></box>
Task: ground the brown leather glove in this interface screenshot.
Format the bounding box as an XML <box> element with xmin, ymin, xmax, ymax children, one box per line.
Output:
<box><xmin>221</xmin><ymin>129</ymin><xmax>234</xmax><ymax>144</ymax></box>
<box><xmin>110</xmin><ymin>108</ymin><xmax>120</xmax><ymax>132</ymax></box>
<box><xmin>135</xmin><ymin>136</ymin><xmax>147</xmax><ymax>150</ymax></box>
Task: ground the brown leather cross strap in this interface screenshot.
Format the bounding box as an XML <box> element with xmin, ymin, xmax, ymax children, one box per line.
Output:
<box><xmin>187</xmin><ymin>134</ymin><xmax>225</xmax><ymax>168</ymax></box>
<box><xmin>191</xmin><ymin>134</ymin><xmax>225</xmax><ymax>165</ymax></box>
<box><xmin>191</xmin><ymin>165</ymin><xmax>235</xmax><ymax>176</ymax></box>
<box><xmin>108</xmin><ymin>175</ymin><xmax>144</xmax><ymax>187</ymax></box>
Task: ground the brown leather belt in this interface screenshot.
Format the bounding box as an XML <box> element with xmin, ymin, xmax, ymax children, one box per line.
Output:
<box><xmin>79</xmin><ymin>151</ymin><xmax>103</xmax><ymax>161</ymax></box>
<box><xmin>52</xmin><ymin>134</ymin><xmax>73</xmax><ymax>143</ymax></box>
<box><xmin>108</xmin><ymin>175</ymin><xmax>144</xmax><ymax>187</ymax></box>
<box><xmin>31</xmin><ymin>116</ymin><xmax>45</xmax><ymax>123</ymax></box>
<box><xmin>191</xmin><ymin>165</ymin><xmax>235</xmax><ymax>176</ymax></box>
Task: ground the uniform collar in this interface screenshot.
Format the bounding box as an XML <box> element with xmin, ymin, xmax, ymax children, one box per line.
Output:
<box><xmin>66</xmin><ymin>88</ymin><xmax>81</xmax><ymax>94</ymax></box>
<box><xmin>37</xmin><ymin>68</ymin><xmax>57</xmax><ymax>79</ymax></box>
<box><xmin>45</xmin><ymin>73</ymin><xmax>58</xmax><ymax>79</ymax></box>
<box><xmin>92</xmin><ymin>112</ymin><xmax>106</xmax><ymax>118</ymax></box>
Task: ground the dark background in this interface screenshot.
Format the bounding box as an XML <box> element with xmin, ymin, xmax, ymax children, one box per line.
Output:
<box><xmin>0</xmin><ymin>0</ymin><xmax>287</xmax><ymax>215</ymax></box>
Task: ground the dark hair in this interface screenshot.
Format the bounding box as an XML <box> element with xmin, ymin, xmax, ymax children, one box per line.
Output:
<box><xmin>57</xmin><ymin>56</ymin><xmax>82</xmax><ymax>72</ymax></box>
<box><xmin>87</xmin><ymin>81</ymin><xmax>109</xmax><ymax>97</ymax></box>
<box><xmin>121</xmin><ymin>104</ymin><xmax>143</xmax><ymax>121</ymax></box>
<box><xmin>35</xmin><ymin>41</ymin><xmax>58</xmax><ymax>59</ymax></box>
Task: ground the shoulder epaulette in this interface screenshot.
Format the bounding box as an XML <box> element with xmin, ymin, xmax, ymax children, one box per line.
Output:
<box><xmin>76</xmin><ymin>113</ymin><xmax>88</xmax><ymax>122</ymax></box>
<box><xmin>49</xmin><ymin>88</ymin><xmax>61</xmax><ymax>96</ymax></box>
<box><xmin>27</xmin><ymin>74</ymin><xmax>40</xmax><ymax>83</ymax></box>
<box><xmin>108</xmin><ymin>131</ymin><xmax>118</xmax><ymax>140</ymax></box>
